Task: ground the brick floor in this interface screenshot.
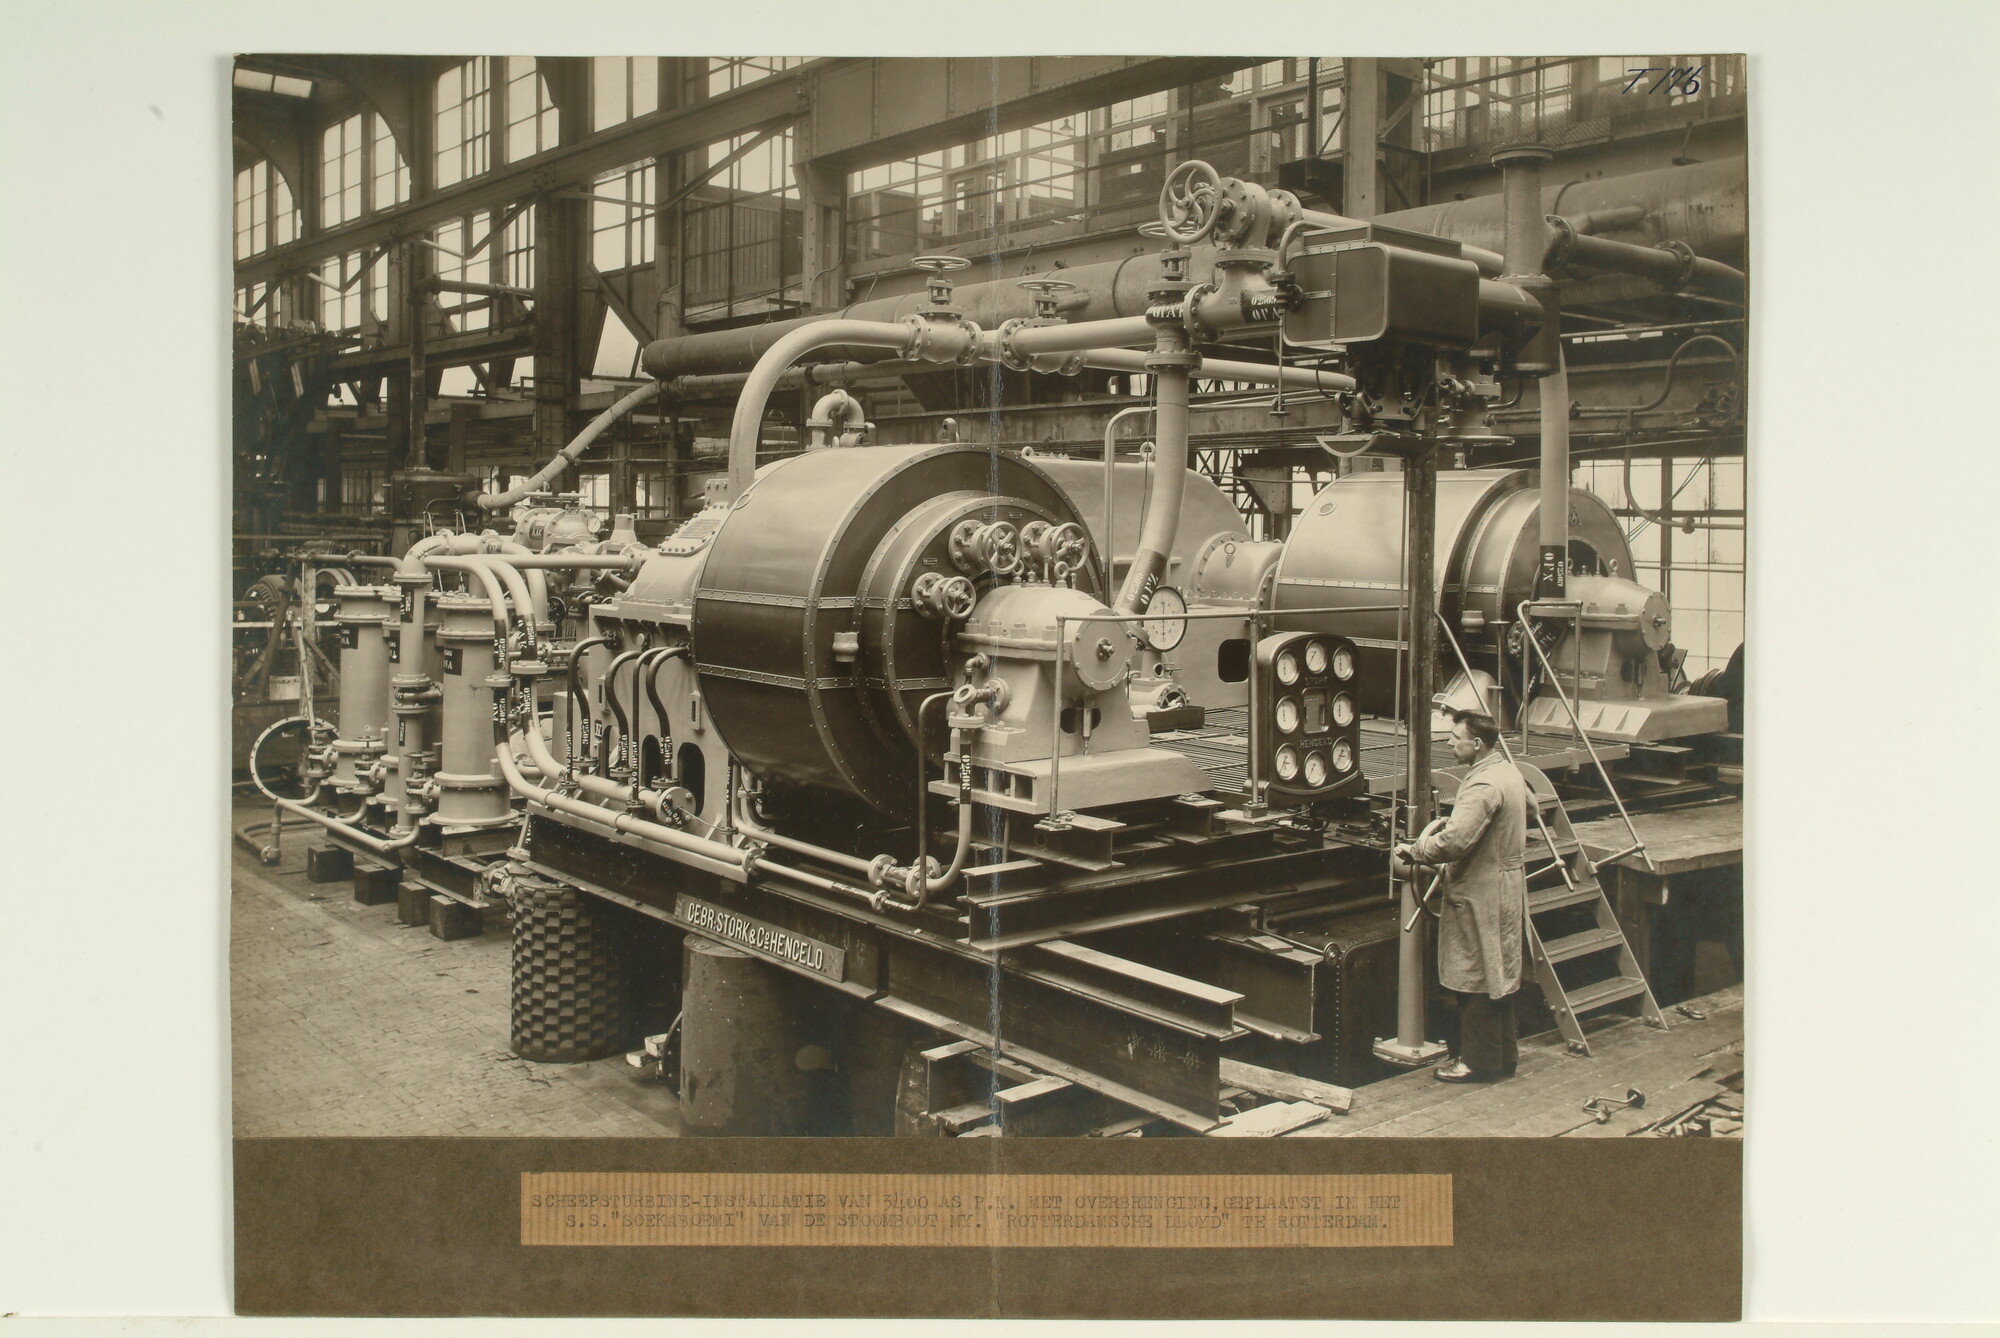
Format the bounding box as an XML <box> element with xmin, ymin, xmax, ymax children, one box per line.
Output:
<box><xmin>230</xmin><ymin>802</ymin><xmax>677</xmax><ymax>1137</ymax></box>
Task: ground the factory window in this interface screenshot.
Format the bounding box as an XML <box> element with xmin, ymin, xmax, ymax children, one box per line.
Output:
<box><xmin>320</xmin><ymin>113</ymin><xmax>364</xmax><ymax>228</ymax></box>
<box><xmin>365</xmin><ymin>252</ymin><xmax>389</xmax><ymax>331</ymax></box>
<box><xmin>576</xmin><ymin>470</ymin><xmax>611</xmax><ymax>510</ymax></box>
<box><xmin>501</xmin><ymin>205</ymin><xmax>535</xmax><ymax>289</ymax></box>
<box><xmin>504</xmin><ymin>57</ymin><xmax>560</xmax><ymax>162</ymax></box>
<box><xmin>592</xmin><ymin>162</ymin><xmax>655</xmax><ymax>272</ymax></box>
<box><xmin>676</xmin><ymin>128</ymin><xmax>800</xmax><ymax>322</ymax></box>
<box><xmin>690</xmin><ymin>57</ymin><xmax>806</xmax><ymax>98</ymax></box>
<box><xmin>434</xmin><ymin>57</ymin><xmax>492</xmax><ymax>188</ymax></box>
<box><xmin>592</xmin><ymin>56</ymin><xmax>659</xmax><ymax>132</ymax></box>
<box><xmin>1574</xmin><ymin>454</ymin><xmax>1745</xmax><ymax>680</ymax></box>
<box><xmin>431</xmin><ymin>213</ymin><xmax>492</xmax><ymax>331</ymax></box>
<box><xmin>340</xmin><ymin>467</ymin><xmax>381</xmax><ymax>514</ymax></box>
<box><xmin>235</xmin><ymin>282</ymin><xmax>284</xmax><ymax>327</ymax></box>
<box><xmin>316</xmin><ymin>250</ymin><xmax>366</xmax><ymax>332</ymax></box>
<box><xmin>233</xmin><ymin>159</ymin><xmax>299</xmax><ymax>259</ymax></box>
<box><xmin>371</xmin><ymin>113</ymin><xmax>409</xmax><ymax>208</ymax></box>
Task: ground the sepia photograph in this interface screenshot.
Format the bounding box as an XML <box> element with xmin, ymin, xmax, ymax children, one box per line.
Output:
<box><xmin>230</xmin><ymin>52</ymin><xmax>1746</xmax><ymax>1153</ymax></box>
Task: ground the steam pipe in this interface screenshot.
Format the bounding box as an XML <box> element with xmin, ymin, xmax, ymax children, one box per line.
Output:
<box><xmin>272</xmin><ymin>796</ymin><xmax>422</xmax><ymax>855</ymax></box>
<box><xmin>602</xmin><ymin>646</ymin><xmax>646</xmax><ymax>777</ymax></box>
<box><xmin>1112</xmin><ymin>333</ymin><xmax>1195</xmax><ymax>616</ymax></box>
<box><xmin>1101</xmin><ymin>406</ymin><xmax>1154</xmax><ymax>569</ymax></box>
<box><xmin>1540</xmin><ymin>348</ymin><xmax>1571</xmax><ymax>591</ymax></box>
<box><xmin>476</xmin><ymin>380</ymin><xmax>663</xmax><ymax>511</ymax></box>
<box><xmin>1542</xmin><ymin>215</ymin><xmax>1746</xmax><ymax>303</ymax></box>
<box><xmin>1081</xmin><ymin>347</ymin><xmax>1354</xmax><ymax>392</ymax></box>
<box><xmin>726</xmin><ymin>320</ymin><xmax>920</xmax><ymax>495</ymax></box>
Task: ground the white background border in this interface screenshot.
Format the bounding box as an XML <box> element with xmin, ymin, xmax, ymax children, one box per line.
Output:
<box><xmin>2</xmin><ymin>0</ymin><xmax>1995</xmax><ymax>1324</ymax></box>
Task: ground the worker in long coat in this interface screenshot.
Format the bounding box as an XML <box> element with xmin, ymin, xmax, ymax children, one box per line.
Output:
<box><xmin>1395</xmin><ymin>709</ymin><xmax>1529</xmax><ymax>1083</ymax></box>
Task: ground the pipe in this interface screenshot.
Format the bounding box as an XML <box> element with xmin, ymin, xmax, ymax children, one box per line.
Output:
<box><xmin>601</xmin><ymin>646</ymin><xmax>647</xmax><ymax>777</ymax></box>
<box><xmin>1112</xmin><ymin>335</ymin><xmax>1194</xmax><ymax>616</ymax></box>
<box><xmin>477</xmin><ymin>380</ymin><xmax>663</xmax><ymax>511</ymax></box>
<box><xmin>1101</xmin><ymin>406</ymin><xmax>1154</xmax><ymax>569</ymax></box>
<box><xmin>498</xmin><ymin>728</ymin><xmax>751</xmax><ymax>878</ymax></box>
<box><xmin>725</xmin><ymin>320</ymin><xmax>919</xmax><ymax>496</ymax></box>
<box><xmin>1542</xmin><ymin>216</ymin><xmax>1746</xmax><ymax>303</ymax></box>
<box><xmin>1081</xmin><ymin>347</ymin><xmax>1354</xmax><ymax>393</ymax></box>
<box><xmin>989</xmin><ymin>315</ymin><xmax>1157</xmax><ymax>358</ymax></box>
<box><xmin>273</xmin><ymin>795</ymin><xmax>421</xmax><ymax>855</ymax></box>
<box><xmin>1539</xmin><ymin>347</ymin><xmax>1571</xmax><ymax>597</ymax></box>
<box><xmin>1493</xmin><ymin>144</ymin><xmax>1555</xmax><ymax>276</ymax></box>
<box><xmin>484</xmin><ymin>542</ymin><xmax>549</xmax><ymax>627</ymax></box>
<box><xmin>475</xmin><ymin>552</ymin><xmax>644</xmax><ymax>572</ymax></box>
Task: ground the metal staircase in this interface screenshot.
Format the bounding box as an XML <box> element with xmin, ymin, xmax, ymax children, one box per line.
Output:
<box><xmin>1434</xmin><ymin>609</ymin><xmax>1667</xmax><ymax>1056</ymax></box>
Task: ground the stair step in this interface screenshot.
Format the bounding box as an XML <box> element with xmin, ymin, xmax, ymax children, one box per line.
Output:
<box><xmin>1542</xmin><ymin>927</ymin><xmax>1625</xmax><ymax>963</ymax></box>
<box><xmin>1564</xmin><ymin>975</ymin><xmax>1648</xmax><ymax>1013</ymax></box>
<box><xmin>1531</xmin><ymin>883</ymin><xmax>1602</xmax><ymax>912</ymax></box>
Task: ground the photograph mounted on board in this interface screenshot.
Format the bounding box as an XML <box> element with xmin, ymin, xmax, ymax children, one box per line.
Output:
<box><xmin>229</xmin><ymin>53</ymin><xmax>1746</xmax><ymax>1316</ymax></box>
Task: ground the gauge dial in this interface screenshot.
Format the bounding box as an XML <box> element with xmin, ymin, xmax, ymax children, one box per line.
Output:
<box><xmin>1274</xmin><ymin>745</ymin><xmax>1300</xmax><ymax>781</ymax></box>
<box><xmin>1275</xmin><ymin>697</ymin><xmax>1301</xmax><ymax>733</ymax></box>
<box><xmin>1141</xmin><ymin>586</ymin><xmax>1188</xmax><ymax>651</ymax></box>
<box><xmin>1275</xmin><ymin>649</ymin><xmax>1301</xmax><ymax>685</ymax></box>
<box><xmin>1332</xmin><ymin>692</ymin><xmax>1355</xmax><ymax>727</ymax></box>
<box><xmin>1304</xmin><ymin>640</ymin><xmax>1329</xmax><ymax>675</ymax></box>
<box><xmin>1332</xmin><ymin>738</ymin><xmax>1355</xmax><ymax>773</ymax></box>
<box><xmin>1303</xmin><ymin>751</ymin><xmax>1330</xmax><ymax>787</ymax></box>
<box><xmin>1331</xmin><ymin>645</ymin><xmax>1355</xmax><ymax>680</ymax></box>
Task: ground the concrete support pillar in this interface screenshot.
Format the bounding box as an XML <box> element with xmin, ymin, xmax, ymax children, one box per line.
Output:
<box><xmin>795</xmin><ymin>156</ymin><xmax>847</xmax><ymax>312</ymax></box>
<box><xmin>679</xmin><ymin>937</ymin><xmax>819</xmax><ymax>1136</ymax></box>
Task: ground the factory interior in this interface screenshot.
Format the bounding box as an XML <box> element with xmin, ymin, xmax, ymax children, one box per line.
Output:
<box><xmin>230</xmin><ymin>54</ymin><xmax>1750</xmax><ymax>1141</ymax></box>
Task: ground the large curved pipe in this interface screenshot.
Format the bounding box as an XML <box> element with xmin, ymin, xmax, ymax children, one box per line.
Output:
<box><xmin>272</xmin><ymin>796</ymin><xmax>421</xmax><ymax>855</ymax></box>
<box><xmin>1112</xmin><ymin>341</ymin><xmax>1193</xmax><ymax>617</ymax></box>
<box><xmin>725</xmin><ymin>320</ymin><xmax>919</xmax><ymax>495</ymax></box>
<box><xmin>477</xmin><ymin>380</ymin><xmax>664</xmax><ymax>511</ymax></box>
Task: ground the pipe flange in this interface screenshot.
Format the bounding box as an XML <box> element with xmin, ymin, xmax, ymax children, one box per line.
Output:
<box><xmin>951</xmin><ymin>318</ymin><xmax>984</xmax><ymax>367</ymax></box>
<box><xmin>1178</xmin><ymin>281</ymin><xmax>1218</xmax><ymax>337</ymax></box>
<box><xmin>995</xmin><ymin>318</ymin><xmax>1039</xmax><ymax>372</ymax></box>
<box><xmin>1541</xmin><ymin>213</ymin><xmax>1581</xmax><ymax>271</ymax></box>
<box><xmin>867</xmin><ymin>853</ymin><xmax>898</xmax><ymax>889</ymax></box>
<box><xmin>1656</xmin><ymin>239</ymin><xmax>1699</xmax><ymax>292</ymax></box>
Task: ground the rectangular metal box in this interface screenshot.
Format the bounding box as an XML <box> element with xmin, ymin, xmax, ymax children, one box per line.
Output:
<box><xmin>1284</xmin><ymin>224</ymin><xmax>1482</xmax><ymax>348</ymax></box>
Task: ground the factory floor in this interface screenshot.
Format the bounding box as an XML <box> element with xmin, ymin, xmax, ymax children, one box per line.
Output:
<box><xmin>230</xmin><ymin>800</ymin><xmax>679</xmax><ymax>1137</ymax></box>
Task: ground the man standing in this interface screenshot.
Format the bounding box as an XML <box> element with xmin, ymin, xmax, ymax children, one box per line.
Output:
<box><xmin>1394</xmin><ymin>710</ymin><xmax>1529</xmax><ymax>1083</ymax></box>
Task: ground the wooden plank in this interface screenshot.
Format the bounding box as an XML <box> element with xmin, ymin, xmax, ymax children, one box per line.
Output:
<box><xmin>1571</xmin><ymin>802</ymin><xmax>1741</xmax><ymax>874</ymax></box>
<box><xmin>1210</xmin><ymin>1101</ymin><xmax>1334</xmax><ymax>1138</ymax></box>
<box><xmin>1220</xmin><ymin>1059</ymin><xmax>1354</xmax><ymax>1114</ymax></box>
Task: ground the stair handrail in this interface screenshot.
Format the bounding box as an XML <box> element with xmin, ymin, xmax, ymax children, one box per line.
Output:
<box><xmin>1513</xmin><ymin>600</ymin><xmax>1657</xmax><ymax>873</ymax></box>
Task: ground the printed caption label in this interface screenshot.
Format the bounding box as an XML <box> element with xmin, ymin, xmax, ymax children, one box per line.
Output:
<box><xmin>522</xmin><ymin>1172</ymin><xmax>1451</xmax><ymax>1247</ymax></box>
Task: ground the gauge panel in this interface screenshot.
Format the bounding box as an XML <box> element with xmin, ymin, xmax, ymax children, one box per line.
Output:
<box><xmin>1252</xmin><ymin>631</ymin><xmax>1366</xmax><ymax>804</ymax></box>
<box><xmin>1140</xmin><ymin>586</ymin><xmax>1188</xmax><ymax>651</ymax></box>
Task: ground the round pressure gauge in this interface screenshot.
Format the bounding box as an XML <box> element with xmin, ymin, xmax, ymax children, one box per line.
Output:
<box><xmin>1331</xmin><ymin>644</ymin><xmax>1356</xmax><ymax>681</ymax></box>
<box><xmin>1303</xmin><ymin>751</ymin><xmax>1330</xmax><ymax>788</ymax></box>
<box><xmin>1332</xmin><ymin>692</ymin><xmax>1355</xmax><ymax>727</ymax></box>
<box><xmin>1332</xmin><ymin>738</ymin><xmax>1355</xmax><ymax>773</ymax></box>
<box><xmin>1275</xmin><ymin>697</ymin><xmax>1301</xmax><ymax>733</ymax></box>
<box><xmin>1304</xmin><ymin>640</ymin><xmax>1330</xmax><ymax>675</ymax></box>
<box><xmin>1141</xmin><ymin>586</ymin><xmax>1188</xmax><ymax>651</ymax></box>
<box><xmin>1275</xmin><ymin>649</ymin><xmax>1301</xmax><ymax>685</ymax></box>
<box><xmin>1274</xmin><ymin>745</ymin><xmax>1301</xmax><ymax>781</ymax></box>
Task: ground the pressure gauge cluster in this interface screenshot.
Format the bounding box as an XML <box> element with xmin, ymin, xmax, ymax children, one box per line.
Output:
<box><xmin>1253</xmin><ymin>631</ymin><xmax>1365</xmax><ymax>805</ymax></box>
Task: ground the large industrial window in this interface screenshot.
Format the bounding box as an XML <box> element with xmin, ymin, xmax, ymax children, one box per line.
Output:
<box><xmin>505</xmin><ymin>57</ymin><xmax>560</xmax><ymax>162</ymax></box>
<box><xmin>592</xmin><ymin>162</ymin><xmax>655</xmax><ymax>273</ymax></box>
<box><xmin>1574</xmin><ymin>454</ymin><xmax>1745</xmax><ymax>679</ymax></box>
<box><xmin>371</xmin><ymin>113</ymin><xmax>409</xmax><ymax>208</ymax></box>
<box><xmin>316</xmin><ymin>250</ymin><xmax>366</xmax><ymax>332</ymax></box>
<box><xmin>592</xmin><ymin>57</ymin><xmax>659</xmax><ymax>132</ymax></box>
<box><xmin>235</xmin><ymin>282</ymin><xmax>284</xmax><ymax>326</ymax></box>
<box><xmin>1423</xmin><ymin>56</ymin><xmax>1743</xmax><ymax>154</ymax></box>
<box><xmin>320</xmin><ymin>113</ymin><xmax>364</xmax><ymax>228</ymax></box>
<box><xmin>431</xmin><ymin>212</ymin><xmax>492</xmax><ymax>332</ymax></box>
<box><xmin>501</xmin><ymin>205</ymin><xmax>536</xmax><ymax>289</ymax></box>
<box><xmin>678</xmin><ymin>128</ymin><xmax>799</xmax><ymax>322</ymax></box>
<box><xmin>688</xmin><ymin>57</ymin><xmax>806</xmax><ymax>99</ymax></box>
<box><xmin>435</xmin><ymin>58</ymin><xmax>493</xmax><ymax>188</ymax></box>
<box><xmin>233</xmin><ymin>159</ymin><xmax>299</xmax><ymax>260</ymax></box>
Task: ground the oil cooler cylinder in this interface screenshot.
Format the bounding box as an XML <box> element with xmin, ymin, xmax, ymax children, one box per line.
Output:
<box><xmin>328</xmin><ymin>584</ymin><xmax>397</xmax><ymax>791</ymax></box>
<box><xmin>431</xmin><ymin>593</ymin><xmax>513</xmax><ymax>828</ymax></box>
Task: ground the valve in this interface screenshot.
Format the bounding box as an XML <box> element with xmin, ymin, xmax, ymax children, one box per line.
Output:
<box><xmin>911</xmin><ymin>254</ymin><xmax>969</xmax><ymax>309</ymax></box>
<box><xmin>1016</xmin><ymin>275</ymin><xmax>1080</xmax><ymax>320</ymax></box>
<box><xmin>911</xmin><ymin>571</ymin><xmax>976</xmax><ymax>621</ymax></box>
<box><xmin>949</xmin><ymin>519</ymin><xmax>1021</xmax><ymax>576</ymax></box>
<box><xmin>1158</xmin><ymin>159</ymin><xmax>1223</xmax><ymax>244</ymax></box>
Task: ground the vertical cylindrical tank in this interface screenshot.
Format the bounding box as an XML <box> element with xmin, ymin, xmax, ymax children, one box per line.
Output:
<box><xmin>431</xmin><ymin>593</ymin><xmax>512</xmax><ymax>827</ymax></box>
<box><xmin>329</xmin><ymin>584</ymin><xmax>397</xmax><ymax>790</ymax></box>
<box><xmin>679</xmin><ymin>937</ymin><xmax>819</xmax><ymax>1136</ymax></box>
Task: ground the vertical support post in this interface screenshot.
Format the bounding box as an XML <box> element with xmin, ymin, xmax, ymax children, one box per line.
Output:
<box><xmin>1343</xmin><ymin>59</ymin><xmax>1382</xmax><ymax>219</ymax></box>
<box><xmin>1377</xmin><ymin>441</ymin><xmax>1446</xmax><ymax>1067</ymax></box>
<box><xmin>1494</xmin><ymin>142</ymin><xmax>1565</xmax><ymax>598</ymax></box>
<box><xmin>796</xmin><ymin>157</ymin><xmax>848</xmax><ymax>312</ymax></box>
<box><xmin>1537</xmin><ymin>349</ymin><xmax>1570</xmax><ymax>599</ymax></box>
<box><xmin>403</xmin><ymin>245</ymin><xmax>430</xmax><ymax>473</ymax></box>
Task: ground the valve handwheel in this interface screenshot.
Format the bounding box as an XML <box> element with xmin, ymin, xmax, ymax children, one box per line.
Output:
<box><xmin>911</xmin><ymin>255</ymin><xmax>970</xmax><ymax>274</ymax></box>
<box><xmin>1016</xmin><ymin>275</ymin><xmax>1080</xmax><ymax>318</ymax></box>
<box><xmin>1158</xmin><ymin>160</ymin><xmax>1223</xmax><ymax>244</ymax></box>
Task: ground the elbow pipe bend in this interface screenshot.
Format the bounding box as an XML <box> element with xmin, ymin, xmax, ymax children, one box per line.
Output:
<box><xmin>727</xmin><ymin>320</ymin><xmax>920</xmax><ymax>496</ymax></box>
